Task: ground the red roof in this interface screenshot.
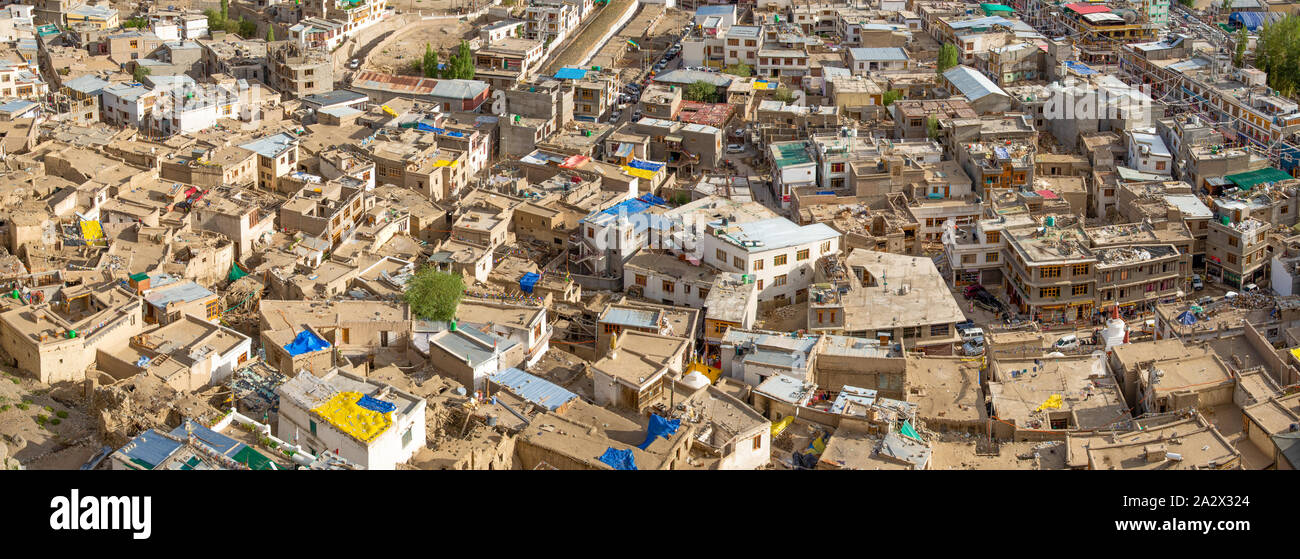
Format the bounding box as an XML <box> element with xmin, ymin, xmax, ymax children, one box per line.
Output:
<box><xmin>1064</xmin><ymin>3</ymin><xmax>1111</xmax><ymax>14</ymax></box>
<box><xmin>1035</xmin><ymin>189</ymin><xmax>1060</xmax><ymax>200</ymax></box>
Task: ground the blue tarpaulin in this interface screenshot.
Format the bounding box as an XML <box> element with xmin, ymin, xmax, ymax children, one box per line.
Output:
<box><xmin>1177</xmin><ymin>311</ymin><xmax>1197</xmax><ymax>325</ymax></box>
<box><xmin>554</xmin><ymin>67</ymin><xmax>588</xmax><ymax>80</ymax></box>
<box><xmin>1229</xmin><ymin>11</ymin><xmax>1284</xmax><ymax>31</ymax></box>
<box><xmin>627</xmin><ymin>159</ymin><xmax>664</xmax><ymax>172</ymax></box>
<box><xmin>416</xmin><ymin>122</ymin><xmax>442</xmax><ymax>133</ymax></box>
<box><xmin>519</xmin><ymin>272</ymin><xmax>540</xmax><ymax>294</ymax></box>
<box><xmin>356</xmin><ymin>394</ymin><xmax>397</xmax><ymax>413</ymax></box>
<box><xmin>284</xmin><ymin>330</ymin><xmax>331</xmax><ymax>356</ymax></box>
<box><xmin>598</xmin><ymin>447</ymin><xmax>637</xmax><ymax>470</ymax></box>
<box><xmin>638</xmin><ymin>414</ymin><xmax>680</xmax><ymax>450</ymax></box>
<box><xmin>1064</xmin><ymin>60</ymin><xmax>1097</xmax><ymax>76</ymax></box>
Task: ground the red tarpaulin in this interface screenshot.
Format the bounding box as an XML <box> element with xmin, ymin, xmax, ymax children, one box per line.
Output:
<box><xmin>1064</xmin><ymin>2</ymin><xmax>1111</xmax><ymax>14</ymax></box>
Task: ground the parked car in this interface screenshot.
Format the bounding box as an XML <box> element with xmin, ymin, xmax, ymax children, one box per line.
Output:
<box><xmin>959</xmin><ymin>326</ymin><xmax>985</xmax><ymax>344</ymax></box>
<box><xmin>963</xmin><ymin>284</ymin><xmax>986</xmax><ymax>299</ymax></box>
<box><xmin>1196</xmin><ymin>295</ymin><xmax>1215</xmax><ymax>307</ymax></box>
<box><xmin>610</xmin><ymin>110</ymin><xmax>622</xmax><ymax>121</ymax></box>
<box><xmin>1243</xmin><ymin>283</ymin><xmax>1258</xmax><ymax>293</ymax></box>
<box><xmin>1192</xmin><ymin>274</ymin><xmax>1203</xmax><ymax>290</ymax></box>
<box><xmin>974</xmin><ymin>298</ymin><xmax>1001</xmax><ymax>313</ymax></box>
<box><xmin>962</xmin><ymin>338</ymin><xmax>985</xmax><ymax>356</ymax></box>
<box><xmin>632</xmin><ymin>109</ymin><xmax>642</xmax><ymax>120</ymax></box>
<box><xmin>1054</xmin><ymin>334</ymin><xmax>1080</xmax><ymax>351</ymax></box>
<box><xmin>348</xmin><ymin>58</ymin><xmax>360</xmax><ymax>69</ymax></box>
<box><xmin>726</xmin><ymin>143</ymin><xmax>745</xmax><ymax>153</ymax></box>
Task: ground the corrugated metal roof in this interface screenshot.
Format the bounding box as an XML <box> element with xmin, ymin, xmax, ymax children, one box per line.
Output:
<box><xmin>431</xmin><ymin>79</ymin><xmax>488</xmax><ymax>100</ymax></box>
<box><xmin>602</xmin><ymin>308</ymin><xmax>659</xmax><ymax>329</ymax></box>
<box><xmin>943</xmin><ymin>65</ymin><xmax>1008</xmax><ymax>102</ymax></box>
<box><xmin>116</xmin><ymin>429</ymin><xmax>182</xmax><ymax>470</ymax></box>
<box><xmin>145</xmin><ymin>281</ymin><xmax>213</xmax><ymax>309</ymax></box>
<box><xmin>848</xmin><ymin>47</ymin><xmax>908</xmax><ymax>62</ymax></box>
<box><xmin>488</xmin><ymin>367</ymin><xmax>577</xmax><ymax>411</ymax></box>
<box><xmin>169</xmin><ymin>419</ymin><xmax>242</xmax><ymax>456</ymax></box>
<box><xmin>240</xmin><ymin>133</ymin><xmax>297</xmax><ymax>158</ymax></box>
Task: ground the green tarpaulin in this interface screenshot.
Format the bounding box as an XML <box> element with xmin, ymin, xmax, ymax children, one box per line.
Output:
<box><xmin>228</xmin><ymin>262</ymin><xmax>248</xmax><ymax>282</ymax></box>
<box><xmin>980</xmin><ymin>3</ymin><xmax>1014</xmax><ymax>15</ymax></box>
<box><xmin>900</xmin><ymin>420</ymin><xmax>922</xmax><ymax>442</ymax></box>
<box><xmin>232</xmin><ymin>446</ymin><xmax>278</xmax><ymax>470</ymax></box>
<box><xmin>1225</xmin><ymin>167</ymin><xmax>1293</xmax><ymax>190</ymax></box>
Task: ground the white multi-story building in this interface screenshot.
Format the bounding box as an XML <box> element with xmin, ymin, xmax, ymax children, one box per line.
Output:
<box><xmin>102</xmin><ymin>77</ymin><xmax>243</xmax><ymax>138</ymax></box>
<box><xmin>524</xmin><ymin>0</ymin><xmax>593</xmax><ymax>46</ymax></box>
<box><xmin>276</xmin><ymin>368</ymin><xmax>426</xmax><ymax>471</ymax></box>
<box><xmin>703</xmin><ymin>217</ymin><xmax>841</xmax><ymax>305</ymax></box>
<box><xmin>1126</xmin><ymin>129</ymin><xmax>1173</xmax><ymax>176</ymax></box>
<box><xmin>0</xmin><ymin>63</ymin><xmax>47</xmax><ymax>100</ymax></box>
<box><xmin>289</xmin><ymin>17</ymin><xmax>347</xmax><ymax>52</ymax></box>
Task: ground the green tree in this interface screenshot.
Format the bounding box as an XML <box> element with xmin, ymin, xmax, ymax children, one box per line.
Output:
<box><xmin>773</xmin><ymin>86</ymin><xmax>795</xmax><ymax>103</ymax></box>
<box><xmin>724</xmin><ymin>63</ymin><xmax>753</xmax><ymax>77</ymax></box>
<box><xmin>937</xmin><ymin>43</ymin><xmax>959</xmax><ymax>74</ymax></box>
<box><xmin>238</xmin><ymin>18</ymin><xmax>257</xmax><ymax>39</ymax></box>
<box><xmin>685</xmin><ymin>80</ymin><xmax>718</xmax><ymax>102</ymax></box>
<box><xmin>403</xmin><ymin>268</ymin><xmax>465</xmax><ymax>322</ymax></box>
<box><xmin>267</xmin><ymin>27</ymin><xmax>275</xmax><ymax>42</ymax></box>
<box><xmin>926</xmin><ymin>115</ymin><xmax>939</xmax><ymax>140</ymax></box>
<box><xmin>882</xmin><ymin>89</ymin><xmax>903</xmax><ymax>106</ymax></box>
<box><xmin>123</xmin><ymin>17</ymin><xmax>148</xmax><ymax>29</ymax></box>
<box><xmin>133</xmin><ymin>65</ymin><xmax>151</xmax><ymax>83</ymax></box>
<box><xmin>1234</xmin><ymin>27</ymin><xmax>1247</xmax><ymax>67</ymax></box>
<box><xmin>455</xmin><ymin>40</ymin><xmax>474</xmax><ymax>80</ymax></box>
<box><xmin>422</xmin><ymin>43</ymin><xmax>440</xmax><ymax>78</ymax></box>
<box><xmin>1254</xmin><ymin>14</ymin><xmax>1300</xmax><ymax>97</ymax></box>
<box><xmin>221</xmin><ymin>0</ymin><xmax>229</xmax><ymax>20</ymax></box>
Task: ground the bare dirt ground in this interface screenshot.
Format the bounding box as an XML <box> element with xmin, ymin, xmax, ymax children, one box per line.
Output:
<box><xmin>362</xmin><ymin>18</ymin><xmax>478</xmax><ymax>75</ymax></box>
<box><xmin>388</xmin><ymin>0</ymin><xmax>490</xmax><ymax>15</ymax></box>
<box><xmin>541</xmin><ymin>0</ymin><xmax>637</xmax><ymax>75</ymax></box>
<box><xmin>0</xmin><ymin>366</ymin><xmax>99</xmax><ymax>470</ymax></box>
<box><xmin>530</xmin><ymin>349</ymin><xmax>593</xmax><ymax>402</ymax></box>
<box><xmin>755</xmin><ymin>301</ymin><xmax>808</xmax><ymax>332</ymax></box>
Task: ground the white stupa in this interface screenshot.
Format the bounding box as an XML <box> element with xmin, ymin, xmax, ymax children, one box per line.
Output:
<box><xmin>1101</xmin><ymin>305</ymin><xmax>1128</xmax><ymax>351</ymax></box>
<box><xmin>681</xmin><ymin>370</ymin><xmax>711</xmax><ymax>390</ymax></box>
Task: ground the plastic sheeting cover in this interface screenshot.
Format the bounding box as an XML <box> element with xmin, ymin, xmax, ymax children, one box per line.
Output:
<box><xmin>1177</xmin><ymin>311</ymin><xmax>1197</xmax><ymax>325</ymax></box>
<box><xmin>638</xmin><ymin>414</ymin><xmax>680</xmax><ymax>450</ymax></box>
<box><xmin>284</xmin><ymin>329</ymin><xmax>331</xmax><ymax>356</ymax></box>
<box><xmin>519</xmin><ymin>272</ymin><xmax>540</xmax><ymax>294</ymax></box>
<box><xmin>228</xmin><ymin>262</ymin><xmax>248</xmax><ymax>282</ymax></box>
<box><xmin>356</xmin><ymin>394</ymin><xmax>398</xmax><ymax>414</ymax></box>
<box><xmin>598</xmin><ymin>447</ymin><xmax>637</xmax><ymax>470</ymax></box>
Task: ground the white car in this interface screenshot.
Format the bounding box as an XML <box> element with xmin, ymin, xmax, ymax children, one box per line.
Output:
<box><xmin>726</xmin><ymin>144</ymin><xmax>745</xmax><ymax>154</ymax></box>
<box><xmin>348</xmin><ymin>59</ymin><xmax>360</xmax><ymax>69</ymax></box>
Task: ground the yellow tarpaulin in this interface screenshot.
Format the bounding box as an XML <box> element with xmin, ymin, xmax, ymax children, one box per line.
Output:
<box><xmin>80</xmin><ymin>220</ymin><xmax>104</xmax><ymax>242</ymax></box>
<box><xmin>381</xmin><ymin>105</ymin><xmax>397</xmax><ymax>117</ymax></box>
<box><xmin>771</xmin><ymin>416</ymin><xmax>794</xmax><ymax>437</ymax></box>
<box><xmin>621</xmin><ymin>166</ymin><xmax>657</xmax><ymax>180</ymax></box>
<box><xmin>685</xmin><ymin>361</ymin><xmax>721</xmax><ymax>383</ymax></box>
<box><xmin>311</xmin><ymin>391</ymin><xmax>392</xmax><ymax>443</ymax></box>
<box><xmin>810</xmin><ymin>434</ymin><xmax>826</xmax><ymax>455</ymax></box>
<box><xmin>433</xmin><ymin>159</ymin><xmax>459</xmax><ymax>168</ymax></box>
<box><xmin>1290</xmin><ymin>347</ymin><xmax>1300</xmax><ymax>363</ymax></box>
<box><xmin>1035</xmin><ymin>394</ymin><xmax>1063</xmax><ymax>412</ymax></box>
<box><xmin>752</xmin><ymin>81</ymin><xmax>770</xmax><ymax>90</ymax></box>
